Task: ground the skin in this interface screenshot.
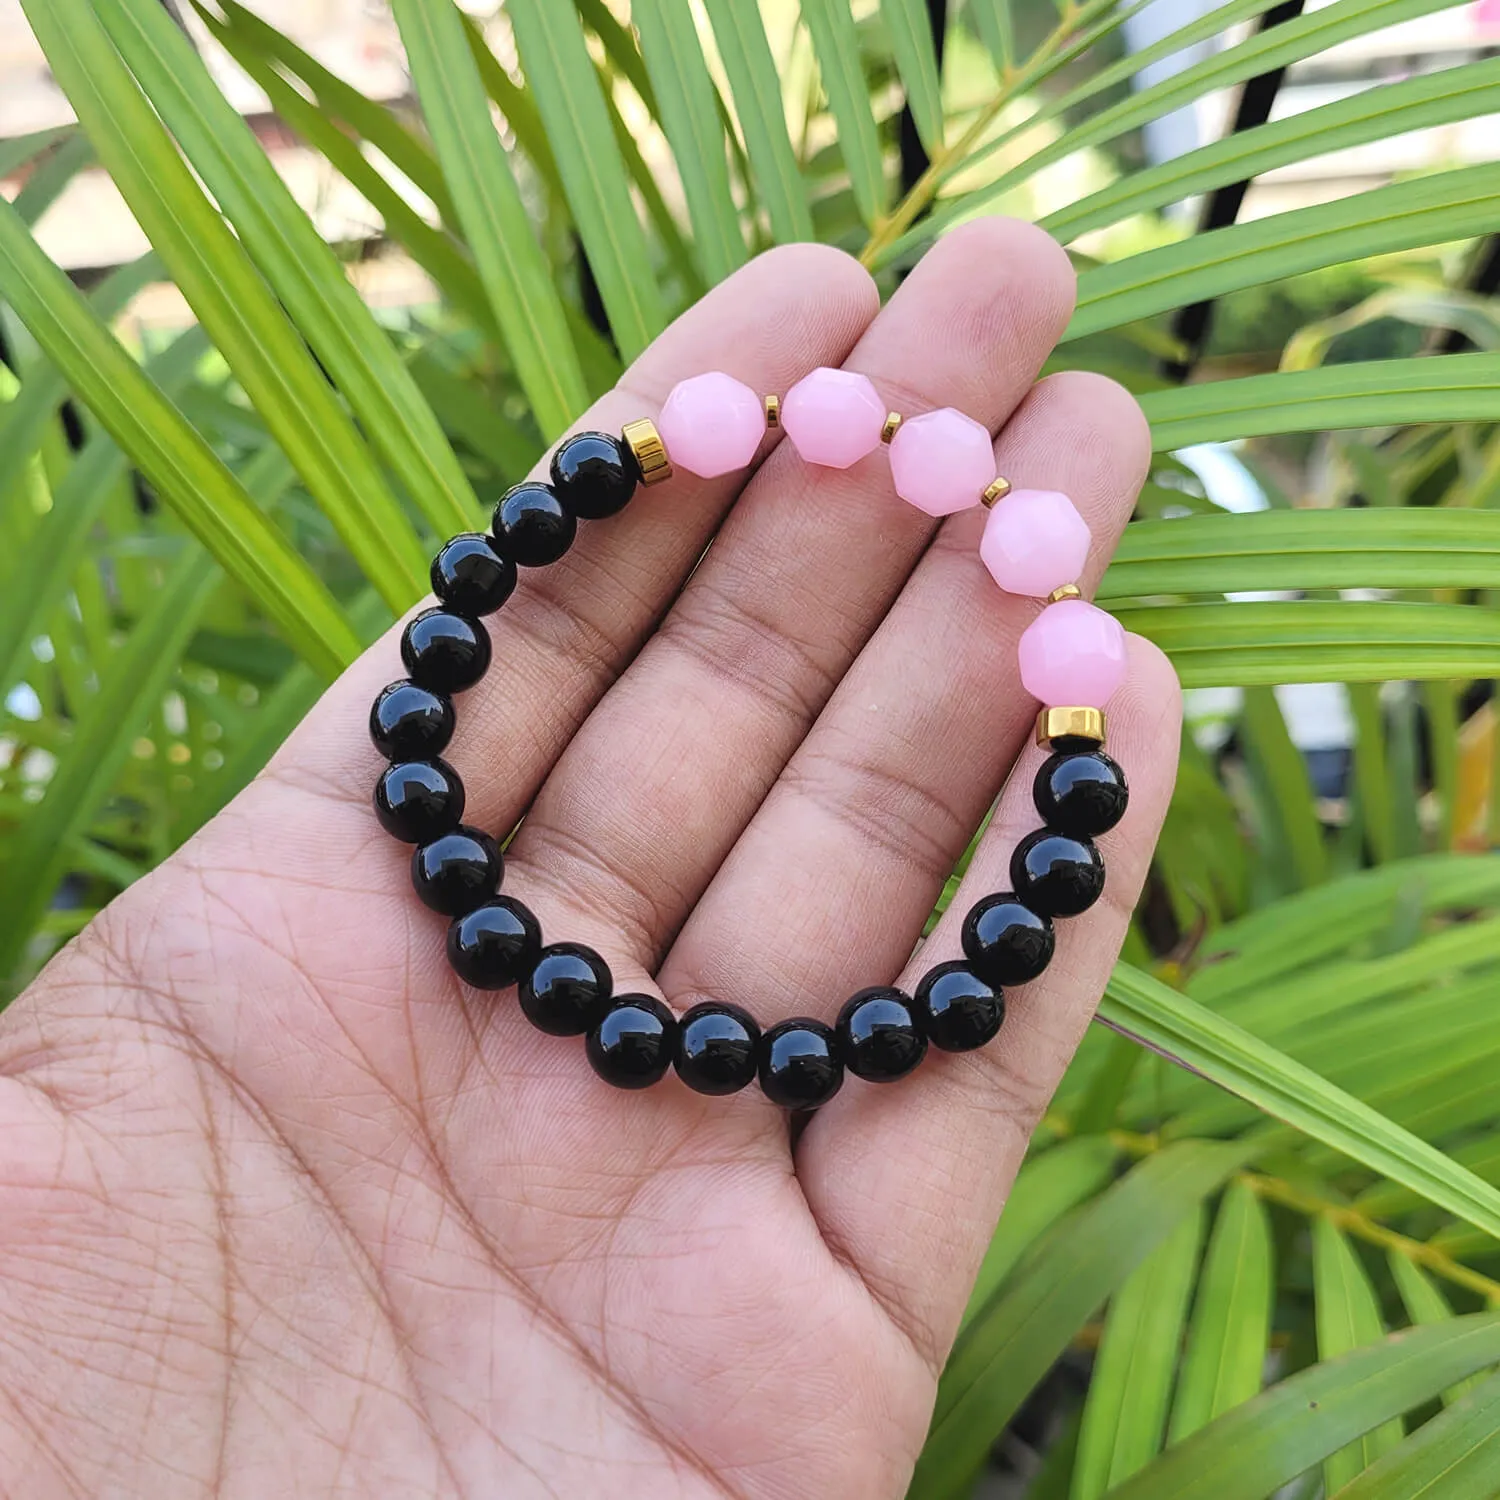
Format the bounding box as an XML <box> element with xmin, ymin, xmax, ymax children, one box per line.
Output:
<box><xmin>0</xmin><ymin>219</ymin><xmax>1180</xmax><ymax>1500</ymax></box>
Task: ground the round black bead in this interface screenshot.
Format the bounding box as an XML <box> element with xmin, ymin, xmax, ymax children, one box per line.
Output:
<box><xmin>400</xmin><ymin>608</ymin><xmax>491</xmax><ymax>695</ymax></box>
<box><xmin>410</xmin><ymin>826</ymin><xmax>502</xmax><ymax>916</ymax></box>
<box><xmin>519</xmin><ymin>942</ymin><xmax>613</xmax><ymax>1036</ymax></box>
<box><xmin>447</xmin><ymin>896</ymin><xmax>542</xmax><ymax>990</ymax></box>
<box><xmin>961</xmin><ymin>893</ymin><xmax>1055</xmax><ymax>986</ymax></box>
<box><xmin>758</xmin><ymin>1018</ymin><xmax>844</xmax><ymax>1110</ymax></box>
<box><xmin>374</xmin><ymin>758</ymin><xmax>465</xmax><ymax>843</ymax></box>
<box><xmin>836</xmin><ymin>987</ymin><xmax>927</xmax><ymax>1083</ymax></box>
<box><xmin>430</xmin><ymin>532</ymin><xmax>517</xmax><ymax>617</ymax></box>
<box><xmin>369</xmin><ymin>679</ymin><xmax>455</xmax><ymax>761</ymax></box>
<box><xmin>587</xmin><ymin>995</ymin><xmax>677</xmax><ymax>1089</ymax></box>
<box><xmin>550</xmin><ymin>432</ymin><xmax>637</xmax><ymax>520</ymax></box>
<box><xmin>492</xmin><ymin>481</ymin><xmax>577</xmax><ymax>567</ymax></box>
<box><xmin>914</xmin><ymin>961</ymin><xmax>1005</xmax><ymax>1053</ymax></box>
<box><xmin>1033</xmin><ymin>750</ymin><xmax>1129</xmax><ymax>839</ymax></box>
<box><xmin>674</xmin><ymin>1002</ymin><xmax>761</xmax><ymax>1096</ymax></box>
<box><xmin>1011</xmin><ymin>830</ymin><xmax>1106</xmax><ymax>918</ymax></box>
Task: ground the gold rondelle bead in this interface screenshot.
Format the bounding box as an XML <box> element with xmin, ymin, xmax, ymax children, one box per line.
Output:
<box><xmin>880</xmin><ymin>411</ymin><xmax>903</xmax><ymax>444</ymax></box>
<box><xmin>1047</xmin><ymin>583</ymin><xmax>1083</xmax><ymax>604</ymax></box>
<box><xmin>981</xmin><ymin>476</ymin><xmax>1012</xmax><ymax>508</ymax></box>
<box><xmin>621</xmin><ymin>418</ymin><xmax>673</xmax><ymax>486</ymax></box>
<box><xmin>1036</xmin><ymin>706</ymin><xmax>1106</xmax><ymax>749</ymax></box>
<box><xmin>765</xmin><ymin>393</ymin><xmax>781</xmax><ymax>428</ymax></box>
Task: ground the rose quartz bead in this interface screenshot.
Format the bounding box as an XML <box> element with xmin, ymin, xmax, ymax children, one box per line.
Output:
<box><xmin>780</xmin><ymin>367</ymin><xmax>886</xmax><ymax>469</ymax></box>
<box><xmin>888</xmin><ymin>408</ymin><xmax>995</xmax><ymax>517</ymax></box>
<box><xmin>656</xmin><ymin>371</ymin><xmax>765</xmax><ymax>479</ymax></box>
<box><xmin>1018</xmin><ymin>599</ymin><xmax>1127</xmax><ymax>709</ymax></box>
<box><xmin>980</xmin><ymin>489</ymin><xmax>1092</xmax><ymax>598</ymax></box>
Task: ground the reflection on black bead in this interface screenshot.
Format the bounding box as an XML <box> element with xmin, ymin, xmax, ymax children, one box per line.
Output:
<box><xmin>410</xmin><ymin>826</ymin><xmax>502</xmax><ymax>916</ymax></box>
<box><xmin>492</xmin><ymin>481</ymin><xmax>577</xmax><ymax>567</ymax></box>
<box><xmin>401</xmin><ymin>608</ymin><xmax>491</xmax><ymax>694</ymax></box>
<box><xmin>1011</xmin><ymin>830</ymin><xmax>1105</xmax><ymax>918</ymax></box>
<box><xmin>836</xmin><ymin>987</ymin><xmax>927</xmax><ymax>1083</ymax></box>
<box><xmin>551</xmin><ymin>432</ymin><xmax>637</xmax><ymax>520</ymax></box>
<box><xmin>587</xmin><ymin>995</ymin><xmax>676</xmax><ymax>1089</ymax></box>
<box><xmin>447</xmin><ymin>896</ymin><xmax>541</xmax><ymax>990</ymax></box>
<box><xmin>914</xmin><ymin>961</ymin><xmax>1005</xmax><ymax>1053</ymax></box>
<box><xmin>374</xmin><ymin>758</ymin><xmax>465</xmax><ymax>843</ymax></box>
<box><xmin>369</xmin><ymin>679</ymin><xmax>455</xmax><ymax>761</ymax></box>
<box><xmin>1033</xmin><ymin>750</ymin><xmax>1129</xmax><ymax>839</ymax></box>
<box><xmin>961</xmin><ymin>894</ymin><xmax>1055</xmax><ymax>986</ymax></box>
<box><xmin>519</xmin><ymin>943</ymin><xmax>613</xmax><ymax>1036</ymax></box>
<box><xmin>675</xmin><ymin>1002</ymin><xmax>760</xmax><ymax>1096</ymax></box>
<box><xmin>758</xmin><ymin>1018</ymin><xmax>843</xmax><ymax>1110</ymax></box>
<box><xmin>431</xmin><ymin>533</ymin><xmax>517</xmax><ymax>617</ymax></box>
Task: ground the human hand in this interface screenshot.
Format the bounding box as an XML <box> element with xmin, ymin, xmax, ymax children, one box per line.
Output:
<box><xmin>0</xmin><ymin>219</ymin><xmax>1180</xmax><ymax>1499</ymax></box>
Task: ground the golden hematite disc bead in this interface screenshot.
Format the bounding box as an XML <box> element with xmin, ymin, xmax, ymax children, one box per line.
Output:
<box><xmin>1047</xmin><ymin>583</ymin><xmax>1082</xmax><ymax>603</ymax></box>
<box><xmin>1035</xmin><ymin>706</ymin><xmax>1106</xmax><ymax>749</ymax></box>
<box><xmin>622</xmin><ymin>418</ymin><xmax>673</xmax><ymax>486</ymax></box>
<box><xmin>981</xmin><ymin>476</ymin><xmax>1012</xmax><ymax>508</ymax></box>
<box><xmin>764</xmin><ymin>393</ymin><xmax>781</xmax><ymax>428</ymax></box>
<box><xmin>880</xmin><ymin>411</ymin><xmax>903</xmax><ymax>444</ymax></box>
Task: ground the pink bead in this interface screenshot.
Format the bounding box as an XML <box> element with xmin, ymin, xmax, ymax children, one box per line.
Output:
<box><xmin>980</xmin><ymin>489</ymin><xmax>1092</xmax><ymax>598</ymax></box>
<box><xmin>657</xmin><ymin>371</ymin><xmax>765</xmax><ymax>479</ymax></box>
<box><xmin>1018</xmin><ymin>600</ymin><xmax>1127</xmax><ymax>709</ymax></box>
<box><xmin>888</xmin><ymin>408</ymin><xmax>995</xmax><ymax>517</ymax></box>
<box><xmin>780</xmin><ymin>367</ymin><xmax>886</xmax><ymax>469</ymax></box>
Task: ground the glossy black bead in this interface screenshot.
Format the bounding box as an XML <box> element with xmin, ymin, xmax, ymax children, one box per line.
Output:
<box><xmin>430</xmin><ymin>532</ymin><xmax>517</xmax><ymax>617</ymax></box>
<box><xmin>410</xmin><ymin>826</ymin><xmax>502</xmax><ymax>916</ymax></box>
<box><xmin>1011</xmin><ymin>829</ymin><xmax>1106</xmax><ymax>918</ymax></box>
<box><xmin>587</xmin><ymin>995</ymin><xmax>677</xmax><ymax>1089</ymax></box>
<box><xmin>1033</xmin><ymin>750</ymin><xmax>1129</xmax><ymax>839</ymax></box>
<box><xmin>758</xmin><ymin>1018</ymin><xmax>844</xmax><ymax>1110</ymax></box>
<box><xmin>492</xmin><ymin>481</ymin><xmax>577</xmax><ymax>567</ymax></box>
<box><xmin>369</xmin><ymin>679</ymin><xmax>455</xmax><ymax>761</ymax></box>
<box><xmin>836</xmin><ymin>987</ymin><xmax>928</xmax><ymax>1083</ymax></box>
<box><xmin>550</xmin><ymin>431</ymin><xmax>637</xmax><ymax>520</ymax></box>
<box><xmin>374</xmin><ymin>758</ymin><xmax>465</xmax><ymax>843</ymax></box>
<box><xmin>447</xmin><ymin>896</ymin><xmax>542</xmax><ymax>990</ymax></box>
<box><xmin>961</xmin><ymin>893</ymin><xmax>1055</xmax><ymax>986</ymax></box>
<box><xmin>519</xmin><ymin>943</ymin><xmax>613</xmax><ymax>1036</ymax></box>
<box><xmin>914</xmin><ymin>961</ymin><xmax>1005</xmax><ymax>1052</ymax></box>
<box><xmin>400</xmin><ymin>608</ymin><xmax>491</xmax><ymax>695</ymax></box>
<box><xmin>674</xmin><ymin>1002</ymin><xmax>761</xmax><ymax>1096</ymax></box>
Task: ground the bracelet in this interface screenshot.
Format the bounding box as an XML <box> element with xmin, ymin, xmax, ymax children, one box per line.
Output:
<box><xmin>368</xmin><ymin>369</ymin><xmax>1129</xmax><ymax>1110</ymax></box>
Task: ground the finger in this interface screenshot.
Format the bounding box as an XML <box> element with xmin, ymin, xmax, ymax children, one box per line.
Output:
<box><xmin>502</xmin><ymin>218</ymin><xmax>1077</xmax><ymax>962</ymax></box>
<box><xmin>798</xmin><ymin>635</ymin><xmax>1181</xmax><ymax>1372</ymax></box>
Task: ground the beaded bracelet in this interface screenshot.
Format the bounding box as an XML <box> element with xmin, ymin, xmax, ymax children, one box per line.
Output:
<box><xmin>368</xmin><ymin>369</ymin><xmax>1129</xmax><ymax>1110</ymax></box>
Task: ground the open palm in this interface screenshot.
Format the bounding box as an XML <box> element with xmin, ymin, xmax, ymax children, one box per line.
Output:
<box><xmin>0</xmin><ymin>220</ymin><xmax>1179</xmax><ymax>1499</ymax></box>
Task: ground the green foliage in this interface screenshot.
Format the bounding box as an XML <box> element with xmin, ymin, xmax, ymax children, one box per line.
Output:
<box><xmin>2</xmin><ymin>1</ymin><xmax>1499</xmax><ymax>1494</ymax></box>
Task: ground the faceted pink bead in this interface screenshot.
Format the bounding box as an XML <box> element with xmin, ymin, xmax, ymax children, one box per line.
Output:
<box><xmin>1018</xmin><ymin>599</ymin><xmax>1127</xmax><ymax>709</ymax></box>
<box><xmin>657</xmin><ymin>371</ymin><xmax>765</xmax><ymax>479</ymax></box>
<box><xmin>780</xmin><ymin>367</ymin><xmax>886</xmax><ymax>469</ymax></box>
<box><xmin>980</xmin><ymin>489</ymin><xmax>1092</xmax><ymax>598</ymax></box>
<box><xmin>888</xmin><ymin>407</ymin><xmax>995</xmax><ymax>517</ymax></box>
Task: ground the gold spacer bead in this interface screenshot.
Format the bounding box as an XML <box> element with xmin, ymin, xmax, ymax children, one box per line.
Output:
<box><xmin>880</xmin><ymin>411</ymin><xmax>903</xmax><ymax>444</ymax></box>
<box><xmin>1036</xmin><ymin>706</ymin><xmax>1106</xmax><ymax>750</ymax></box>
<box><xmin>1047</xmin><ymin>583</ymin><xmax>1083</xmax><ymax>604</ymax></box>
<box><xmin>764</xmin><ymin>393</ymin><xmax>780</xmax><ymax>428</ymax></box>
<box><xmin>621</xmin><ymin>418</ymin><xmax>673</xmax><ymax>487</ymax></box>
<box><xmin>980</xmin><ymin>476</ymin><xmax>1012</xmax><ymax>509</ymax></box>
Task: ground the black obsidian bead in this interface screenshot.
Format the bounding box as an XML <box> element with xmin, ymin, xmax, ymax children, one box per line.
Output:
<box><xmin>519</xmin><ymin>942</ymin><xmax>613</xmax><ymax>1036</ymax></box>
<box><xmin>674</xmin><ymin>1002</ymin><xmax>761</xmax><ymax>1096</ymax></box>
<box><xmin>430</xmin><ymin>532</ymin><xmax>517</xmax><ymax>617</ymax></box>
<box><xmin>587</xmin><ymin>995</ymin><xmax>677</xmax><ymax>1089</ymax></box>
<box><xmin>961</xmin><ymin>893</ymin><xmax>1055</xmax><ymax>986</ymax></box>
<box><xmin>1011</xmin><ymin>830</ymin><xmax>1106</xmax><ymax>918</ymax></box>
<box><xmin>914</xmin><ymin>961</ymin><xmax>1005</xmax><ymax>1053</ymax></box>
<box><xmin>447</xmin><ymin>896</ymin><xmax>542</xmax><ymax>990</ymax></box>
<box><xmin>550</xmin><ymin>432</ymin><xmax>637</xmax><ymax>520</ymax></box>
<box><xmin>374</xmin><ymin>758</ymin><xmax>465</xmax><ymax>844</ymax></box>
<box><xmin>492</xmin><ymin>481</ymin><xmax>577</xmax><ymax>567</ymax></box>
<box><xmin>410</xmin><ymin>826</ymin><xmax>502</xmax><ymax>916</ymax></box>
<box><xmin>836</xmin><ymin>987</ymin><xmax>927</xmax><ymax>1083</ymax></box>
<box><xmin>370</xmin><ymin>679</ymin><xmax>455</xmax><ymax>761</ymax></box>
<box><xmin>400</xmin><ymin>608</ymin><xmax>491</xmax><ymax>695</ymax></box>
<box><xmin>1033</xmin><ymin>750</ymin><xmax>1129</xmax><ymax>839</ymax></box>
<box><xmin>758</xmin><ymin>1018</ymin><xmax>844</xmax><ymax>1110</ymax></box>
